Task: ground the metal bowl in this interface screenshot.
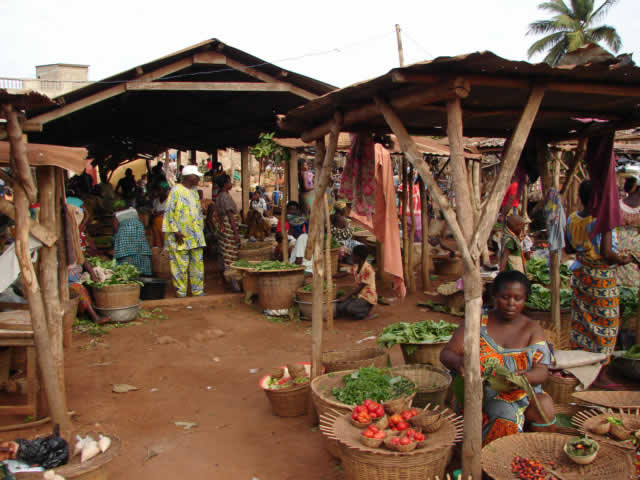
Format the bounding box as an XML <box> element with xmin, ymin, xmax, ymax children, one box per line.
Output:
<box><xmin>95</xmin><ymin>304</ymin><xmax>140</xmax><ymax>323</ymax></box>
<box><xmin>295</xmin><ymin>299</ymin><xmax>336</xmax><ymax>320</ymax></box>
<box><xmin>612</xmin><ymin>354</ymin><xmax>640</xmax><ymax>382</ymax></box>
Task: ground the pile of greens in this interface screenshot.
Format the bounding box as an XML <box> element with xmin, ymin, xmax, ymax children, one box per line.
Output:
<box><xmin>324</xmin><ymin>236</ymin><xmax>341</xmax><ymax>249</ymax></box>
<box><xmin>623</xmin><ymin>345</ymin><xmax>640</xmax><ymax>360</ymax></box>
<box><xmin>232</xmin><ymin>259</ymin><xmax>300</xmax><ymax>270</ymax></box>
<box><xmin>619</xmin><ymin>286</ymin><xmax>638</xmax><ymax>326</ymax></box>
<box><xmin>86</xmin><ymin>257</ymin><xmax>141</xmax><ymax>288</ymax></box>
<box><xmin>377</xmin><ymin>320</ymin><xmax>458</xmax><ymax>351</ymax></box>
<box><xmin>525</xmin><ymin>284</ymin><xmax>572</xmax><ymax>311</ymax></box>
<box><xmin>300</xmin><ymin>282</ymin><xmax>333</xmax><ymax>292</ymax></box>
<box><xmin>525</xmin><ymin>258</ymin><xmax>571</xmax><ymax>286</ymax></box>
<box><xmin>331</xmin><ymin>367</ymin><xmax>416</xmax><ymax>405</ymax></box>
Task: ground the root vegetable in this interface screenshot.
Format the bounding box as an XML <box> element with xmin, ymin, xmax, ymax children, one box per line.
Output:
<box><xmin>98</xmin><ymin>435</ymin><xmax>111</xmax><ymax>453</ymax></box>
<box><xmin>81</xmin><ymin>441</ymin><xmax>100</xmax><ymax>463</ymax></box>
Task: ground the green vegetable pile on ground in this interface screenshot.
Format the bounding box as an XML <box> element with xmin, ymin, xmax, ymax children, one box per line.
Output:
<box><xmin>525</xmin><ymin>284</ymin><xmax>572</xmax><ymax>311</ymax></box>
<box><xmin>623</xmin><ymin>345</ymin><xmax>640</xmax><ymax>360</ymax></box>
<box><xmin>619</xmin><ymin>286</ymin><xmax>638</xmax><ymax>326</ymax></box>
<box><xmin>231</xmin><ymin>260</ymin><xmax>300</xmax><ymax>270</ymax></box>
<box><xmin>377</xmin><ymin>320</ymin><xmax>458</xmax><ymax>350</ymax></box>
<box><xmin>86</xmin><ymin>257</ymin><xmax>141</xmax><ymax>287</ymax></box>
<box><xmin>525</xmin><ymin>258</ymin><xmax>571</xmax><ymax>287</ymax></box>
<box><xmin>331</xmin><ymin>367</ymin><xmax>416</xmax><ymax>405</ymax></box>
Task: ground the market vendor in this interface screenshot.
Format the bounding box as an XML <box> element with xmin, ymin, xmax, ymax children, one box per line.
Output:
<box><xmin>150</xmin><ymin>183</ymin><xmax>170</xmax><ymax>248</ymax></box>
<box><xmin>276</xmin><ymin>201</ymin><xmax>307</xmax><ymax>238</ymax></box>
<box><xmin>499</xmin><ymin>215</ymin><xmax>527</xmax><ymax>273</ymax></box>
<box><xmin>335</xmin><ymin>245</ymin><xmax>377</xmax><ymax>320</ymax></box>
<box><xmin>330</xmin><ymin>201</ymin><xmax>359</xmax><ymax>263</ymax></box>
<box><xmin>113</xmin><ymin>207</ymin><xmax>152</xmax><ymax>276</ymax></box>
<box><xmin>68</xmin><ymin>263</ymin><xmax>110</xmax><ymax>324</ymax></box>
<box><xmin>440</xmin><ymin>271</ymin><xmax>556</xmax><ymax>445</ymax></box>
<box><xmin>215</xmin><ymin>173</ymin><xmax>242</xmax><ymax>291</ymax></box>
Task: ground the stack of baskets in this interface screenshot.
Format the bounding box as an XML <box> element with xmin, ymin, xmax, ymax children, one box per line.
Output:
<box><xmin>400</xmin><ymin>342</ymin><xmax>448</xmax><ymax>369</ymax></box>
<box><xmin>238</xmin><ymin>240</ymin><xmax>275</xmax><ymax>261</ymax></box>
<box><xmin>391</xmin><ymin>365</ymin><xmax>451</xmax><ymax>408</ymax></box>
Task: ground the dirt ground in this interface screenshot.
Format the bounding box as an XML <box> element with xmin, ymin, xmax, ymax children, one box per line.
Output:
<box><xmin>0</xmin><ymin>277</ymin><xmax>462</xmax><ymax>479</ymax></box>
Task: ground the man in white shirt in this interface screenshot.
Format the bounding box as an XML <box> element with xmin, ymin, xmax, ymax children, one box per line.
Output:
<box><xmin>289</xmin><ymin>233</ymin><xmax>312</xmax><ymax>274</ymax></box>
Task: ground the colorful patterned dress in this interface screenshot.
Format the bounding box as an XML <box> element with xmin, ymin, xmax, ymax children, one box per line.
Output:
<box><xmin>566</xmin><ymin>212</ymin><xmax>619</xmax><ymax>360</ymax></box>
<box><xmin>216</xmin><ymin>190</ymin><xmax>240</xmax><ymax>270</ymax></box>
<box><xmin>480</xmin><ymin>314</ymin><xmax>552</xmax><ymax>446</ymax></box>
<box><xmin>162</xmin><ymin>184</ymin><xmax>205</xmax><ymax>297</ymax></box>
<box><xmin>500</xmin><ymin>227</ymin><xmax>525</xmax><ymax>273</ymax></box>
<box><xmin>113</xmin><ymin>217</ymin><xmax>152</xmax><ymax>276</ymax></box>
<box><xmin>616</xmin><ymin>201</ymin><xmax>640</xmax><ymax>287</ymax></box>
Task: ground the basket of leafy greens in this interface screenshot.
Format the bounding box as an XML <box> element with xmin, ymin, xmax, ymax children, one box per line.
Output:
<box><xmin>331</xmin><ymin>367</ymin><xmax>416</xmax><ymax>405</ymax></box>
<box><xmin>86</xmin><ymin>257</ymin><xmax>142</xmax><ymax>309</ymax></box>
<box><xmin>525</xmin><ymin>284</ymin><xmax>572</xmax><ymax>311</ymax></box>
<box><xmin>377</xmin><ymin>320</ymin><xmax>458</xmax><ymax>367</ymax></box>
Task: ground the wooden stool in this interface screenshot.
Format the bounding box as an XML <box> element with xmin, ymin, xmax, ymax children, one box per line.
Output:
<box><xmin>0</xmin><ymin>311</ymin><xmax>38</xmax><ymax>418</ymax></box>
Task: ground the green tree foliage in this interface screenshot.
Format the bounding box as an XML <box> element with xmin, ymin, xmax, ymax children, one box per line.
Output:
<box><xmin>527</xmin><ymin>0</ymin><xmax>622</xmax><ymax>65</ymax></box>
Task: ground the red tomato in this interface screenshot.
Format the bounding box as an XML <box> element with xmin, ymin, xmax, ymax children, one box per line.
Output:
<box><xmin>390</xmin><ymin>414</ymin><xmax>403</xmax><ymax>425</ymax></box>
<box><xmin>369</xmin><ymin>425</ymin><xmax>379</xmax><ymax>433</ymax></box>
<box><xmin>352</xmin><ymin>412</ymin><xmax>359</xmax><ymax>419</ymax></box>
<box><xmin>367</xmin><ymin>403</ymin><xmax>378</xmax><ymax>413</ymax></box>
<box><xmin>414</xmin><ymin>433</ymin><xmax>425</xmax><ymax>441</ymax></box>
<box><xmin>354</xmin><ymin>405</ymin><xmax>365</xmax><ymax>414</ymax></box>
<box><xmin>409</xmin><ymin>408</ymin><xmax>419</xmax><ymax>416</ymax></box>
<box><xmin>363</xmin><ymin>399</ymin><xmax>372</xmax><ymax>406</ymax></box>
<box><xmin>396</xmin><ymin>421</ymin><xmax>409</xmax><ymax>431</ymax></box>
<box><xmin>370</xmin><ymin>412</ymin><xmax>377</xmax><ymax>419</ymax></box>
<box><xmin>405</xmin><ymin>428</ymin><xmax>416</xmax><ymax>436</ymax></box>
<box><xmin>391</xmin><ymin>437</ymin><xmax>401</xmax><ymax>445</ymax></box>
<box><xmin>401</xmin><ymin>411</ymin><xmax>412</xmax><ymax>421</ymax></box>
<box><xmin>363</xmin><ymin>429</ymin><xmax>375</xmax><ymax>438</ymax></box>
<box><xmin>374</xmin><ymin>431</ymin><xmax>386</xmax><ymax>439</ymax></box>
<box><xmin>376</xmin><ymin>406</ymin><xmax>385</xmax><ymax>417</ymax></box>
<box><xmin>391</xmin><ymin>427</ymin><xmax>397</xmax><ymax>432</ymax></box>
<box><xmin>399</xmin><ymin>437</ymin><xmax>411</xmax><ymax>445</ymax></box>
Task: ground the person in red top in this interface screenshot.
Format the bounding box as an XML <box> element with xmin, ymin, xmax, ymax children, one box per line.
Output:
<box><xmin>501</xmin><ymin>180</ymin><xmax>520</xmax><ymax>216</ymax></box>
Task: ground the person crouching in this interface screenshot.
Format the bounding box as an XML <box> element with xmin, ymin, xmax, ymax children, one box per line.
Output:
<box><xmin>335</xmin><ymin>245</ymin><xmax>377</xmax><ymax>320</ymax></box>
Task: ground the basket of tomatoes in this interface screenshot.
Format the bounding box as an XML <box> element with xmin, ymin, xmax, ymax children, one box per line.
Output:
<box><xmin>259</xmin><ymin>362</ymin><xmax>320</xmax><ymax>417</ymax></box>
<box><xmin>350</xmin><ymin>399</ymin><xmax>388</xmax><ymax>428</ymax></box>
<box><xmin>384</xmin><ymin>428</ymin><xmax>426</xmax><ymax>452</ymax></box>
<box><xmin>360</xmin><ymin>425</ymin><xmax>387</xmax><ymax>448</ymax></box>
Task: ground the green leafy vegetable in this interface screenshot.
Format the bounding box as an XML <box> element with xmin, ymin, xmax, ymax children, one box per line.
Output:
<box><xmin>525</xmin><ymin>258</ymin><xmax>571</xmax><ymax>287</ymax></box>
<box><xmin>231</xmin><ymin>259</ymin><xmax>300</xmax><ymax>271</ymax></box>
<box><xmin>377</xmin><ymin>320</ymin><xmax>458</xmax><ymax>349</ymax></box>
<box><xmin>525</xmin><ymin>284</ymin><xmax>572</xmax><ymax>311</ymax></box>
<box><xmin>623</xmin><ymin>345</ymin><xmax>640</xmax><ymax>359</ymax></box>
<box><xmin>331</xmin><ymin>367</ymin><xmax>415</xmax><ymax>405</ymax></box>
<box><xmin>85</xmin><ymin>257</ymin><xmax>141</xmax><ymax>287</ymax></box>
<box><xmin>619</xmin><ymin>286</ymin><xmax>638</xmax><ymax>326</ymax></box>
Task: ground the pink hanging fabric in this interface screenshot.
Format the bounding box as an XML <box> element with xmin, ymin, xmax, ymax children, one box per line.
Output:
<box><xmin>585</xmin><ymin>133</ymin><xmax>622</xmax><ymax>237</ymax></box>
<box><xmin>339</xmin><ymin>134</ymin><xmax>377</xmax><ymax>216</ymax></box>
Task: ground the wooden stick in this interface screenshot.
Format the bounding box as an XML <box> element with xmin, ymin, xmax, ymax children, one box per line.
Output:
<box><xmin>305</xmin><ymin>113</ymin><xmax>343</xmax><ymax>259</ymax></box>
<box><xmin>36</xmin><ymin>166</ymin><xmax>65</xmax><ymax>403</ymax></box>
<box><xmin>324</xmin><ymin>195</ymin><xmax>334</xmax><ymax>330</ymax></box>
<box><xmin>408</xmin><ymin>166</ymin><xmax>416</xmax><ymax>293</ymax></box>
<box><xmin>8</xmin><ymin>124</ymin><xmax>70</xmax><ymax>432</ymax></box>
<box><xmin>311</xmin><ymin>186</ymin><xmax>326</xmax><ymax>380</ymax></box>
<box><xmin>1</xmin><ymin>105</ymin><xmax>37</xmax><ymax>203</ymax></box>
<box><xmin>401</xmin><ymin>156</ymin><xmax>409</xmax><ymax>287</ymax></box>
<box><xmin>0</xmin><ymin>198</ymin><xmax>57</xmax><ymax>247</ymax></box>
<box><xmin>560</xmin><ymin>138</ymin><xmax>587</xmax><ymax>196</ymax></box>
<box><xmin>55</xmin><ymin>169</ymin><xmax>69</xmax><ymax>305</ymax></box>
<box><xmin>470</xmin><ymin>86</ymin><xmax>546</xmax><ymax>258</ymax></box>
<box><xmin>419</xmin><ymin>178</ymin><xmax>430</xmax><ymax>290</ymax></box>
<box><xmin>281</xmin><ymin>158</ymin><xmax>289</xmax><ymax>260</ymax></box>
<box><xmin>374</xmin><ymin>96</ymin><xmax>475</xmax><ymax>273</ymax></box>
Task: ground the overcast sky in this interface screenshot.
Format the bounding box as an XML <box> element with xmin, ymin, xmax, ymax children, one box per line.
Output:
<box><xmin>2</xmin><ymin>0</ymin><xmax>639</xmax><ymax>88</ymax></box>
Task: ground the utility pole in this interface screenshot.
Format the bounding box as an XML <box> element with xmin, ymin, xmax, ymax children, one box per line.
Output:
<box><xmin>395</xmin><ymin>24</ymin><xmax>405</xmax><ymax>67</ymax></box>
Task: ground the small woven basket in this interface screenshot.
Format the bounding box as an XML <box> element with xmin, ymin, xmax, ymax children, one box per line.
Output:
<box><xmin>382</xmin><ymin>393</ymin><xmax>416</xmax><ymax>415</ymax></box>
<box><xmin>573</xmin><ymin>408</ymin><xmax>639</xmax><ymax>457</ymax></box>
<box><xmin>91</xmin><ymin>283</ymin><xmax>140</xmax><ymax>309</ymax></box>
<box><xmin>322</xmin><ymin>346</ymin><xmax>388</xmax><ymax>373</ymax></box>
<box><xmin>554</xmin><ymin>403</ymin><xmax>582</xmax><ymax>436</ymax></box>
<box><xmin>543</xmin><ymin>372</ymin><xmax>580</xmax><ymax>405</ymax></box>
<box><xmin>400</xmin><ymin>342</ymin><xmax>447</xmax><ymax>368</ymax></box>
<box><xmin>238</xmin><ymin>242</ymin><xmax>274</xmax><ymax>261</ymax></box>
<box><xmin>391</xmin><ymin>365</ymin><xmax>452</xmax><ymax>408</ymax></box>
<box><xmin>360</xmin><ymin>435</ymin><xmax>384</xmax><ymax>448</ymax></box>
<box><xmin>329</xmin><ymin>247</ymin><xmax>340</xmax><ymax>275</ymax></box>
<box><xmin>384</xmin><ymin>437</ymin><xmax>417</xmax><ymax>452</ymax></box>
<box><xmin>263</xmin><ymin>383</ymin><xmax>310</xmax><ymax>417</ymax></box>
<box><xmin>572</xmin><ymin>391</ymin><xmax>640</xmax><ymax>409</ymax></box>
<box><xmin>257</xmin><ymin>269</ymin><xmax>305</xmax><ymax>310</ymax></box>
<box><xmin>410</xmin><ymin>410</ymin><xmax>443</xmax><ymax>433</ymax></box>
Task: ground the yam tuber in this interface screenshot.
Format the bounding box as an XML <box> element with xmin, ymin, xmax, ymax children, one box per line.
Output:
<box><xmin>80</xmin><ymin>441</ymin><xmax>100</xmax><ymax>463</ymax></box>
<box><xmin>98</xmin><ymin>435</ymin><xmax>111</xmax><ymax>453</ymax></box>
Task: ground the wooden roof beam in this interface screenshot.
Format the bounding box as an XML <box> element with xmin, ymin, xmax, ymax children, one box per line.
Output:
<box><xmin>125</xmin><ymin>81</ymin><xmax>295</xmax><ymax>93</ymax></box>
<box><xmin>295</xmin><ymin>77</ymin><xmax>470</xmax><ymax>142</ymax></box>
<box><xmin>393</xmin><ymin>71</ymin><xmax>640</xmax><ymax>97</ymax></box>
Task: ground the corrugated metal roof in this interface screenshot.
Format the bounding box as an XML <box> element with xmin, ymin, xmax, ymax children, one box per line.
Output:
<box><xmin>282</xmin><ymin>51</ymin><xmax>640</xmax><ymax>140</ymax></box>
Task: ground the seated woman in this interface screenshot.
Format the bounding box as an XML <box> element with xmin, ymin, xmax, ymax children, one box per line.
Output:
<box><xmin>335</xmin><ymin>245</ymin><xmax>377</xmax><ymax>320</ymax></box>
<box><xmin>331</xmin><ymin>202</ymin><xmax>359</xmax><ymax>264</ymax></box>
<box><xmin>113</xmin><ymin>208</ymin><xmax>152</xmax><ymax>276</ymax></box>
<box><xmin>68</xmin><ymin>263</ymin><xmax>110</xmax><ymax>324</ymax></box>
<box><xmin>440</xmin><ymin>271</ymin><xmax>555</xmax><ymax>445</ymax></box>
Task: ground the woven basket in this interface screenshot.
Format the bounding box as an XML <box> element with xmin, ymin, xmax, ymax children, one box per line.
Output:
<box><xmin>572</xmin><ymin>391</ymin><xmax>640</xmax><ymax>409</ymax></box>
<box><xmin>400</xmin><ymin>342</ymin><xmax>447</xmax><ymax>368</ymax></box>
<box><xmin>151</xmin><ymin>247</ymin><xmax>171</xmax><ymax>278</ymax></box>
<box><xmin>241</xmin><ymin>271</ymin><xmax>260</xmax><ymax>294</ymax></box>
<box><xmin>543</xmin><ymin>372</ymin><xmax>579</xmax><ymax>405</ymax></box>
<box><xmin>481</xmin><ymin>432</ymin><xmax>635</xmax><ymax>480</ymax></box>
<box><xmin>260</xmin><ymin>363</ymin><xmax>312</xmax><ymax>417</ymax></box>
<box><xmin>554</xmin><ymin>403</ymin><xmax>582</xmax><ymax>437</ymax></box>
<box><xmin>320</xmin><ymin>406</ymin><xmax>463</xmax><ymax>480</ymax></box>
<box><xmin>543</xmin><ymin>328</ymin><xmax>571</xmax><ymax>350</ymax></box>
<box><xmin>238</xmin><ymin>241</ymin><xmax>274</xmax><ymax>261</ymax></box>
<box><xmin>295</xmin><ymin>286</ymin><xmax>336</xmax><ymax>304</ymax></box>
<box><xmin>527</xmin><ymin>309</ymin><xmax>572</xmax><ymax>331</ymax></box>
<box><xmin>573</xmin><ymin>408</ymin><xmax>640</xmax><ymax>456</ymax></box>
<box><xmin>322</xmin><ymin>346</ymin><xmax>388</xmax><ymax>373</ymax></box>
<box><xmin>329</xmin><ymin>247</ymin><xmax>340</xmax><ymax>275</ymax></box>
<box><xmin>432</xmin><ymin>256</ymin><xmax>462</xmax><ymax>276</ymax></box>
<box><xmin>91</xmin><ymin>283</ymin><xmax>140</xmax><ymax>309</ymax></box>
<box><xmin>391</xmin><ymin>365</ymin><xmax>452</xmax><ymax>408</ymax></box>
<box><xmin>257</xmin><ymin>269</ymin><xmax>305</xmax><ymax>310</ymax></box>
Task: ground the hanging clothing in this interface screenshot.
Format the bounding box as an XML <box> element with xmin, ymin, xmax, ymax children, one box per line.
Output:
<box><xmin>566</xmin><ymin>212</ymin><xmax>619</xmax><ymax>362</ymax></box>
<box><xmin>339</xmin><ymin>134</ymin><xmax>377</xmax><ymax>216</ymax></box>
<box><xmin>501</xmin><ymin>181</ymin><xmax>520</xmax><ymax>210</ymax></box>
<box><xmin>169</xmin><ymin>248</ymin><xmax>204</xmax><ymax>297</ymax></box>
<box><xmin>500</xmin><ymin>227</ymin><xmax>525</xmax><ymax>273</ymax></box>
<box><xmin>114</xmin><ymin>217</ymin><xmax>152</xmax><ymax>276</ymax></box>
<box><xmin>586</xmin><ymin>133</ymin><xmax>623</xmax><ymax>237</ymax></box>
<box><xmin>615</xmin><ymin>201</ymin><xmax>640</xmax><ymax>287</ymax></box>
<box><xmin>544</xmin><ymin>188</ymin><xmax>566</xmax><ymax>252</ymax></box>
<box><xmin>479</xmin><ymin>314</ymin><xmax>552</xmax><ymax>446</ymax></box>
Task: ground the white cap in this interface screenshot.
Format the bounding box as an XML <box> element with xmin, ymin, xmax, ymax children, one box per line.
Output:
<box><xmin>182</xmin><ymin>165</ymin><xmax>203</xmax><ymax>177</ymax></box>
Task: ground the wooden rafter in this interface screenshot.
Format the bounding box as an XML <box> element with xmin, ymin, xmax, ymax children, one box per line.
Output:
<box><xmin>126</xmin><ymin>81</ymin><xmax>299</xmax><ymax>93</ymax></box>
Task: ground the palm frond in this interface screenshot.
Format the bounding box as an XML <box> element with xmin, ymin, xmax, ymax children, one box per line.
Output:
<box><xmin>570</xmin><ymin>0</ymin><xmax>593</xmax><ymax>21</ymax></box>
<box><xmin>553</xmin><ymin>14</ymin><xmax>582</xmax><ymax>30</ymax></box>
<box><xmin>527</xmin><ymin>19</ymin><xmax>569</xmax><ymax>36</ymax></box>
<box><xmin>587</xmin><ymin>25</ymin><xmax>622</xmax><ymax>52</ymax></box>
<box><xmin>566</xmin><ymin>30</ymin><xmax>587</xmax><ymax>51</ymax></box>
<box><xmin>527</xmin><ymin>32</ymin><xmax>566</xmax><ymax>59</ymax></box>
<box><xmin>589</xmin><ymin>0</ymin><xmax>620</xmax><ymax>24</ymax></box>
<box><xmin>538</xmin><ymin>0</ymin><xmax>572</xmax><ymax>16</ymax></box>
<box><xmin>545</xmin><ymin>37</ymin><xmax>571</xmax><ymax>66</ymax></box>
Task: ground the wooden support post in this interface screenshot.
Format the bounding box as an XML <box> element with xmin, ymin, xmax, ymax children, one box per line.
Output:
<box><xmin>560</xmin><ymin>138</ymin><xmax>587</xmax><ymax>196</ymax></box>
<box><xmin>324</xmin><ymin>195</ymin><xmax>334</xmax><ymax>330</ymax></box>
<box><xmin>7</xmin><ymin>116</ymin><xmax>71</xmax><ymax>432</ymax></box>
<box><xmin>282</xmin><ymin>157</ymin><xmax>289</xmax><ymax>261</ymax></box>
<box><xmin>419</xmin><ymin>178</ymin><xmax>430</xmax><ymax>290</ymax></box>
<box><xmin>176</xmin><ymin>151</ymin><xmax>182</xmax><ymax>173</ymax></box>
<box><xmin>241</xmin><ymin>146</ymin><xmax>250</xmax><ymax>222</ymax></box>
<box><xmin>190</xmin><ymin>149</ymin><xmax>197</xmax><ymax>165</ymax></box>
<box><xmin>55</xmin><ymin>169</ymin><xmax>69</xmax><ymax>305</ymax></box>
<box><xmin>0</xmin><ymin>198</ymin><xmax>57</xmax><ymax>246</ymax></box>
<box><xmin>2</xmin><ymin>106</ymin><xmax>37</xmax><ymax>203</ymax></box>
<box><xmin>401</xmin><ymin>156</ymin><xmax>409</xmax><ymax>286</ymax></box>
<box><xmin>37</xmin><ymin>166</ymin><xmax>65</xmax><ymax>403</ymax></box>
<box><xmin>289</xmin><ymin>150</ymin><xmax>299</xmax><ymax>202</ymax></box>
<box><xmin>408</xmin><ymin>166</ymin><xmax>416</xmax><ymax>293</ymax></box>
<box><xmin>550</xmin><ymin>153</ymin><xmax>562</xmax><ymax>332</ymax></box>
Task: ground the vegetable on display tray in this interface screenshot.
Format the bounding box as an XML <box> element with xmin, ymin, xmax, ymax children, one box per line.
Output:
<box><xmin>376</xmin><ymin>320</ymin><xmax>458</xmax><ymax>350</ymax></box>
<box><xmin>331</xmin><ymin>367</ymin><xmax>416</xmax><ymax>405</ymax></box>
<box><xmin>231</xmin><ymin>259</ymin><xmax>301</xmax><ymax>271</ymax></box>
<box><xmin>525</xmin><ymin>258</ymin><xmax>571</xmax><ymax>287</ymax></box>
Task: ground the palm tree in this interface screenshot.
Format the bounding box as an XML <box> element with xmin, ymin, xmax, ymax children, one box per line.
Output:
<box><xmin>527</xmin><ymin>0</ymin><xmax>622</xmax><ymax>66</ymax></box>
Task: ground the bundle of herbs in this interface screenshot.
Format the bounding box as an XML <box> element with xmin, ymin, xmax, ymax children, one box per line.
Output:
<box><xmin>85</xmin><ymin>257</ymin><xmax>142</xmax><ymax>288</ymax></box>
<box><xmin>377</xmin><ymin>320</ymin><xmax>458</xmax><ymax>354</ymax></box>
<box><xmin>331</xmin><ymin>367</ymin><xmax>415</xmax><ymax>405</ymax></box>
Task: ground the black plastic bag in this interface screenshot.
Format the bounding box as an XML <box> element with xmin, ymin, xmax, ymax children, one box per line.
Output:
<box><xmin>15</xmin><ymin>424</ymin><xmax>68</xmax><ymax>469</ymax></box>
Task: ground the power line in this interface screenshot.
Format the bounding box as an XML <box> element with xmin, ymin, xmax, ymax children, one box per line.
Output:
<box><xmin>402</xmin><ymin>29</ymin><xmax>434</xmax><ymax>61</ymax></box>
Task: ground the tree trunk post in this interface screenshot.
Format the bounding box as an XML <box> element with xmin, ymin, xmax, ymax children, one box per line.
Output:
<box><xmin>281</xmin><ymin>157</ymin><xmax>289</xmax><ymax>260</ymax></box>
<box><xmin>55</xmin><ymin>168</ymin><xmax>70</xmax><ymax>305</ymax></box>
<box><xmin>241</xmin><ymin>146</ymin><xmax>250</xmax><ymax>222</ymax></box>
<box><xmin>324</xmin><ymin>195</ymin><xmax>334</xmax><ymax>330</ymax></box>
<box><xmin>289</xmin><ymin>149</ymin><xmax>299</xmax><ymax>202</ymax></box>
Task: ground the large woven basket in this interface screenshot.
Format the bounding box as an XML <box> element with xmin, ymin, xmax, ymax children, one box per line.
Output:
<box><xmin>527</xmin><ymin>309</ymin><xmax>571</xmax><ymax>331</ymax></box>
<box><xmin>543</xmin><ymin>328</ymin><xmax>571</xmax><ymax>350</ymax></box>
<box><xmin>238</xmin><ymin>241</ymin><xmax>274</xmax><ymax>261</ymax></box>
<box><xmin>91</xmin><ymin>283</ymin><xmax>140</xmax><ymax>309</ymax></box>
<box><xmin>320</xmin><ymin>405</ymin><xmax>463</xmax><ymax>480</ymax></box>
<box><xmin>573</xmin><ymin>408</ymin><xmax>640</xmax><ymax>456</ymax></box>
<box><xmin>572</xmin><ymin>391</ymin><xmax>640</xmax><ymax>409</ymax></box>
<box><xmin>322</xmin><ymin>346</ymin><xmax>388</xmax><ymax>373</ymax></box>
<box><xmin>329</xmin><ymin>247</ymin><xmax>340</xmax><ymax>275</ymax></box>
<box><xmin>400</xmin><ymin>342</ymin><xmax>448</xmax><ymax>369</ymax></box>
<box><xmin>241</xmin><ymin>271</ymin><xmax>260</xmax><ymax>295</ymax></box>
<box><xmin>259</xmin><ymin>363</ymin><xmax>311</xmax><ymax>417</ymax></box>
<box><xmin>257</xmin><ymin>269</ymin><xmax>305</xmax><ymax>310</ymax></box>
<box><xmin>391</xmin><ymin>365</ymin><xmax>452</xmax><ymax>408</ymax></box>
<box><xmin>295</xmin><ymin>286</ymin><xmax>336</xmax><ymax>304</ymax></box>
<box><xmin>482</xmin><ymin>432</ymin><xmax>634</xmax><ymax>479</ymax></box>
<box><xmin>543</xmin><ymin>372</ymin><xmax>579</xmax><ymax>405</ymax></box>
